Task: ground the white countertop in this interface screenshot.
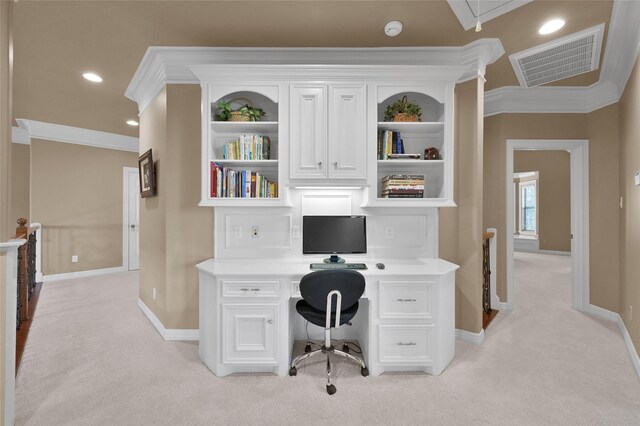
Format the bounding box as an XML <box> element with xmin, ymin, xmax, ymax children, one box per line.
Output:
<box><xmin>196</xmin><ymin>257</ymin><xmax>458</xmax><ymax>278</ymax></box>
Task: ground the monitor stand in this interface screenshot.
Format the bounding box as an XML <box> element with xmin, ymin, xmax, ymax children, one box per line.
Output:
<box><xmin>323</xmin><ymin>255</ymin><xmax>345</xmax><ymax>264</ymax></box>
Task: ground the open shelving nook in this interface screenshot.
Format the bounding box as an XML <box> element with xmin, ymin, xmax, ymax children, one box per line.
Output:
<box><xmin>365</xmin><ymin>87</ymin><xmax>455</xmax><ymax>207</ymax></box>
<box><xmin>202</xmin><ymin>88</ymin><xmax>287</xmax><ymax>207</ymax></box>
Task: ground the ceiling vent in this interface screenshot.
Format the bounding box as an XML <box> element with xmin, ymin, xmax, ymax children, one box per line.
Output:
<box><xmin>509</xmin><ymin>23</ymin><xmax>605</xmax><ymax>88</ymax></box>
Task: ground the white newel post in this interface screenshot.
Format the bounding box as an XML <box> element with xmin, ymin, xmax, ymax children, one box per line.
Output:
<box><xmin>487</xmin><ymin>228</ymin><xmax>499</xmax><ymax>309</ymax></box>
<box><xmin>1</xmin><ymin>239</ymin><xmax>26</xmax><ymax>426</ymax></box>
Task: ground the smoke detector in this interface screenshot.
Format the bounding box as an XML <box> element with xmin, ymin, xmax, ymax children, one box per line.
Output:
<box><xmin>384</xmin><ymin>21</ymin><xmax>403</xmax><ymax>37</ymax></box>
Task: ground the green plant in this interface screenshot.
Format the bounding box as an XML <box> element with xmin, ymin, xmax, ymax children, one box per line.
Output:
<box><xmin>215</xmin><ymin>100</ymin><xmax>266</xmax><ymax>121</ymax></box>
<box><xmin>383</xmin><ymin>96</ymin><xmax>422</xmax><ymax>122</ymax></box>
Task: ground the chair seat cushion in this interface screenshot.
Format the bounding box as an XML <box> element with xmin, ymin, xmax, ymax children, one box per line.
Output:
<box><xmin>296</xmin><ymin>300</ymin><xmax>359</xmax><ymax>328</ymax></box>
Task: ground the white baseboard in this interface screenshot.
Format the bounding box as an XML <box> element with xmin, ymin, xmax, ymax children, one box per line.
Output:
<box><xmin>586</xmin><ymin>304</ymin><xmax>640</xmax><ymax>379</ymax></box>
<box><xmin>43</xmin><ymin>266</ymin><xmax>125</xmax><ymax>282</ymax></box>
<box><xmin>537</xmin><ymin>249</ymin><xmax>571</xmax><ymax>256</ymax></box>
<box><xmin>137</xmin><ymin>298</ymin><xmax>199</xmax><ymax>341</ymax></box>
<box><xmin>455</xmin><ymin>328</ymin><xmax>485</xmax><ymax>345</ymax></box>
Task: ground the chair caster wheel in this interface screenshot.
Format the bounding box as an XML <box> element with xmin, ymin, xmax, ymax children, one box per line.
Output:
<box><xmin>361</xmin><ymin>367</ymin><xmax>369</xmax><ymax>377</ymax></box>
<box><xmin>304</xmin><ymin>343</ymin><xmax>312</xmax><ymax>353</ymax></box>
<box><xmin>289</xmin><ymin>367</ymin><xmax>297</xmax><ymax>376</ymax></box>
<box><xmin>326</xmin><ymin>384</ymin><xmax>336</xmax><ymax>395</ymax></box>
<box><xmin>342</xmin><ymin>343</ymin><xmax>350</xmax><ymax>353</ymax></box>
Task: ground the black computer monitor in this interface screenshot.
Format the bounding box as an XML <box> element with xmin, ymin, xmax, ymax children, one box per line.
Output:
<box><xmin>302</xmin><ymin>215</ymin><xmax>367</xmax><ymax>263</ymax></box>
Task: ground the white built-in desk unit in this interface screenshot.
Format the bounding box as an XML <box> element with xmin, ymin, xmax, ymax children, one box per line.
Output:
<box><xmin>197</xmin><ymin>258</ymin><xmax>458</xmax><ymax>377</ymax></box>
<box><xmin>125</xmin><ymin>44</ymin><xmax>503</xmax><ymax>380</ymax></box>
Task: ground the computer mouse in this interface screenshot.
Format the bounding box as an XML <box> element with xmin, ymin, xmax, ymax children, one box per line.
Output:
<box><xmin>376</xmin><ymin>263</ymin><xmax>385</xmax><ymax>270</ymax></box>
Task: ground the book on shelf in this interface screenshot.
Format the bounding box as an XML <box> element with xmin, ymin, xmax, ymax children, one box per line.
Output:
<box><xmin>377</xmin><ymin>130</ymin><xmax>405</xmax><ymax>160</ymax></box>
<box><xmin>386</xmin><ymin>153</ymin><xmax>421</xmax><ymax>160</ymax></box>
<box><xmin>210</xmin><ymin>162</ymin><xmax>278</xmax><ymax>199</ymax></box>
<box><xmin>382</xmin><ymin>192</ymin><xmax>424</xmax><ymax>198</ymax></box>
<box><xmin>222</xmin><ymin>135</ymin><xmax>271</xmax><ymax>160</ymax></box>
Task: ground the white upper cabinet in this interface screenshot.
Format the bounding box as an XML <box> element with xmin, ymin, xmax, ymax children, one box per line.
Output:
<box><xmin>290</xmin><ymin>83</ymin><xmax>367</xmax><ymax>183</ymax></box>
<box><xmin>289</xmin><ymin>85</ymin><xmax>327</xmax><ymax>179</ymax></box>
<box><xmin>328</xmin><ymin>85</ymin><xmax>367</xmax><ymax>180</ymax></box>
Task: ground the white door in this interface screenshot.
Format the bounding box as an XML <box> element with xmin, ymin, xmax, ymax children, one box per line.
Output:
<box><xmin>127</xmin><ymin>168</ymin><xmax>140</xmax><ymax>270</ymax></box>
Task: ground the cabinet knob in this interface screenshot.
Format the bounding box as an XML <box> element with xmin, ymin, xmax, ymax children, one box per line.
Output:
<box><xmin>333</xmin><ymin>162</ymin><xmax>338</xmax><ymax>168</ymax></box>
<box><xmin>267</xmin><ymin>319</ymin><xmax>273</xmax><ymax>324</ymax></box>
<box><xmin>317</xmin><ymin>161</ymin><xmax>322</xmax><ymax>169</ymax></box>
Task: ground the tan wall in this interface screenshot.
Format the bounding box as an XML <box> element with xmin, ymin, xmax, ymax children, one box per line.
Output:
<box><xmin>164</xmin><ymin>85</ymin><xmax>213</xmax><ymax>329</ymax></box>
<box><xmin>139</xmin><ymin>88</ymin><xmax>168</xmax><ymax>324</ymax></box>
<box><xmin>440</xmin><ymin>78</ymin><xmax>484</xmax><ymax>333</ymax></box>
<box><xmin>30</xmin><ymin>139</ymin><xmax>138</xmax><ymax>275</ymax></box>
<box><xmin>10</xmin><ymin>144</ymin><xmax>30</xmax><ymax>227</ymax></box>
<box><xmin>139</xmin><ymin>85</ymin><xmax>213</xmax><ymax>329</ymax></box>
<box><xmin>0</xmin><ymin>1</ymin><xmax>12</xmax><ymax>242</ymax></box>
<box><xmin>514</xmin><ymin>151</ymin><xmax>571</xmax><ymax>251</ymax></box>
<box><xmin>619</xmin><ymin>55</ymin><xmax>640</xmax><ymax>354</ymax></box>
<box><xmin>483</xmin><ymin>106</ymin><xmax>619</xmax><ymax>312</ymax></box>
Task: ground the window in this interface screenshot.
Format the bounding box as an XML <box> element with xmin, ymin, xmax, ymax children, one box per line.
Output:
<box><xmin>519</xmin><ymin>181</ymin><xmax>537</xmax><ymax>235</ymax></box>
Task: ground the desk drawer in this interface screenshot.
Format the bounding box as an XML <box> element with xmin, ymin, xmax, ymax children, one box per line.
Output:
<box><xmin>221</xmin><ymin>280</ymin><xmax>280</xmax><ymax>298</ymax></box>
<box><xmin>379</xmin><ymin>281</ymin><xmax>434</xmax><ymax>319</ymax></box>
<box><xmin>292</xmin><ymin>280</ymin><xmax>367</xmax><ymax>299</ymax></box>
<box><xmin>378</xmin><ymin>324</ymin><xmax>434</xmax><ymax>363</ymax></box>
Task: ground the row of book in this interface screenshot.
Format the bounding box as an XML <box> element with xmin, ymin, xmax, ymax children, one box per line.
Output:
<box><xmin>381</xmin><ymin>174</ymin><xmax>424</xmax><ymax>198</ymax></box>
<box><xmin>377</xmin><ymin>130</ymin><xmax>405</xmax><ymax>160</ymax></box>
<box><xmin>222</xmin><ymin>134</ymin><xmax>271</xmax><ymax>160</ymax></box>
<box><xmin>210</xmin><ymin>162</ymin><xmax>278</xmax><ymax>198</ymax></box>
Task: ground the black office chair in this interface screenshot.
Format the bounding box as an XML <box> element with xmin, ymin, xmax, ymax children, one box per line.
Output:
<box><xmin>288</xmin><ymin>269</ymin><xmax>369</xmax><ymax>395</ymax></box>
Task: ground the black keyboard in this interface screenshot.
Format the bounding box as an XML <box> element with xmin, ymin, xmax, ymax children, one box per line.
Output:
<box><xmin>310</xmin><ymin>263</ymin><xmax>367</xmax><ymax>270</ymax></box>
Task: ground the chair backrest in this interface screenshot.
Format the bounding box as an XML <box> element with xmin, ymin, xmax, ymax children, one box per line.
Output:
<box><xmin>299</xmin><ymin>269</ymin><xmax>365</xmax><ymax>313</ymax></box>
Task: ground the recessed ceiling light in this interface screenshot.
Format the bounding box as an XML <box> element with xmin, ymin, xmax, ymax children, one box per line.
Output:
<box><xmin>82</xmin><ymin>72</ymin><xmax>103</xmax><ymax>83</ymax></box>
<box><xmin>127</xmin><ymin>120</ymin><xmax>139</xmax><ymax>126</ymax></box>
<box><xmin>384</xmin><ymin>21</ymin><xmax>403</xmax><ymax>37</ymax></box>
<box><xmin>539</xmin><ymin>19</ymin><xmax>565</xmax><ymax>35</ymax></box>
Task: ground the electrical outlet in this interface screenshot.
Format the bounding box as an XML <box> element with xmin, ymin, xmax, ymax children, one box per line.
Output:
<box><xmin>234</xmin><ymin>226</ymin><xmax>242</xmax><ymax>239</ymax></box>
<box><xmin>71</xmin><ymin>255</ymin><xmax>78</xmax><ymax>263</ymax></box>
<box><xmin>291</xmin><ymin>226</ymin><xmax>300</xmax><ymax>239</ymax></box>
<box><xmin>620</xmin><ymin>196</ymin><xmax>624</xmax><ymax>209</ymax></box>
<box><xmin>153</xmin><ymin>288</ymin><xmax>157</xmax><ymax>300</ymax></box>
<box><xmin>252</xmin><ymin>226</ymin><xmax>260</xmax><ymax>238</ymax></box>
<box><xmin>385</xmin><ymin>226</ymin><xmax>394</xmax><ymax>239</ymax></box>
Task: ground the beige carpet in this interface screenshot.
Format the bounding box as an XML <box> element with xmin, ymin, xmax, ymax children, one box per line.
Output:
<box><xmin>15</xmin><ymin>253</ymin><xmax>640</xmax><ymax>425</ymax></box>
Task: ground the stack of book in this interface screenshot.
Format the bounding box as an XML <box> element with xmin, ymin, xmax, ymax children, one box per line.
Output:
<box><xmin>223</xmin><ymin>134</ymin><xmax>271</xmax><ymax>160</ymax></box>
<box><xmin>210</xmin><ymin>162</ymin><xmax>278</xmax><ymax>198</ymax></box>
<box><xmin>381</xmin><ymin>174</ymin><xmax>424</xmax><ymax>198</ymax></box>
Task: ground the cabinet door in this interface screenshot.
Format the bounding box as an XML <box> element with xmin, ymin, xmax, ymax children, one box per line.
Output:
<box><xmin>328</xmin><ymin>84</ymin><xmax>367</xmax><ymax>179</ymax></box>
<box><xmin>222</xmin><ymin>304</ymin><xmax>278</xmax><ymax>364</ymax></box>
<box><xmin>290</xmin><ymin>85</ymin><xmax>326</xmax><ymax>179</ymax></box>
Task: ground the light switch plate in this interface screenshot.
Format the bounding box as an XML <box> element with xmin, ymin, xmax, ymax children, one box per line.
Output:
<box><xmin>635</xmin><ymin>171</ymin><xmax>640</xmax><ymax>186</ymax></box>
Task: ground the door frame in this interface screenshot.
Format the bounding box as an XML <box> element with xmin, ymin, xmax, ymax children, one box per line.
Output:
<box><xmin>122</xmin><ymin>166</ymin><xmax>139</xmax><ymax>271</ymax></box>
<box><xmin>505</xmin><ymin>139</ymin><xmax>589</xmax><ymax>311</ymax></box>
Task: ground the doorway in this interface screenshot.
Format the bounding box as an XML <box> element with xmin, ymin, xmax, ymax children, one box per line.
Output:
<box><xmin>123</xmin><ymin>167</ymin><xmax>140</xmax><ymax>271</ymax></box>
<box><xmin>505</xmin><ymin>140</ymin><xmax>589</xmax><ymax>311</ymax></box>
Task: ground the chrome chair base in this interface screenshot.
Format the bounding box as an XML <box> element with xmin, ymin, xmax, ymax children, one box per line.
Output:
<box><xmin>289</xmin><ymin>341</ymin><xmax>369</xmax><ymax>395</ymax></box>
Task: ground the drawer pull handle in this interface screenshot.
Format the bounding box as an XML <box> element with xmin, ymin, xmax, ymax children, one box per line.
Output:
<box><xmin>396</xmin><ymin>298</ymin><xmax>417</xmax><ymax>302</ymax></box>
<box><xmin>240</xmin><ymin>288</ymin><xmax>250</xmax><ymax>292</ymax></box>
<box><xmin>397</xmin><ymin>342</ymin><xmax>417</xmax><ymax>346</ymax></box>
<box><xmin>250</xmin><ymin>288</ymin><xmax>261</xmax><ymax>292</ymax></box>
<box><xmin>267</xmin><ymin>319</ymin><xmax>273</xmax><ymax>324</ymax></box>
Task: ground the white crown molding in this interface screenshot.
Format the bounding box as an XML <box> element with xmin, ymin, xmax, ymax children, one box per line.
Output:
<box><xmin>11</xmin><ymin>126</ymin><xmax>30</xmax><ymax>145</ymax></box>
<box><xmin>15</xmin><ymin>119</ymin><xmax>139</xmax><ymax>152</ymax></box>
<box><xmin>484</xmin><ymin>0</ymin><xmax>640</xmax><ymax>116</ymax></box>
<box><xmin>447</xmin><ymin>0</ymin><xmax>533</xmax><ymax>31</ymax></box>
<box><xmin>126</xmin><ymin>41</ymin><xmax>504</xmax><ymax>114</ymax></box>
<box><xmin>137</xmin><ymin>299</ymin><xmax>199</xmax><ymax>341</ymax></box>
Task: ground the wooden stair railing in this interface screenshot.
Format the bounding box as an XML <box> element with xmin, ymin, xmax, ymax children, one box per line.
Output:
<box><xmin>483</xmin><ymin>231</ymin><xmax>498</xmax><ymax>329</ymax></box>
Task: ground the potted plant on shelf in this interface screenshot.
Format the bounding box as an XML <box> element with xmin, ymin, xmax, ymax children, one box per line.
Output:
<box><xmin>215</xmin><ymin>99</ymin><xmax>266</xmax><ymax>122</ymax></box>
<box><xmin>384</xmin><ymin>96</ymin><xmax>422</xmax><ymax>122</ymax></box>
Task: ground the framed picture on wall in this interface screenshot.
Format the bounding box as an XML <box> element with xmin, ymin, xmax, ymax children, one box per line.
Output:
<box><xmin>138</xmin><ymin>149</ymin><xmax>156</xmax><ymax>197</ymax></box>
